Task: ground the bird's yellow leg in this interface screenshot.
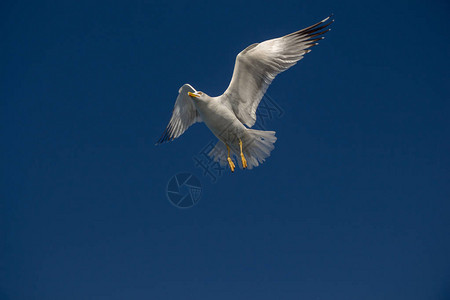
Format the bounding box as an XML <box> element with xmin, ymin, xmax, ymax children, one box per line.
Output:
<box><xmin>226</xmin><ymin>145</ymin><xmax>235</xmax><ymax>172</ymax></box>
<box><xmin>239</xmin><ymin>139</ymin><xmax>248</xmax><ymax>169</ymax></box>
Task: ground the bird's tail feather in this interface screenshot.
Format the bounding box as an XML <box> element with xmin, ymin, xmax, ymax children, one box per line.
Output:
<box><xmin>209</xmin><ymin>129</ymin><xmax>277</xmax><ymax>170</ymax></box>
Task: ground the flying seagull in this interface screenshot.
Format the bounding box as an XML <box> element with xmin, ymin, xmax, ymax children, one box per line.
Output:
<box><xmin>157</xmin><ymin>15</ymin><xmax>333</xmax><ymax>172</ymax></box>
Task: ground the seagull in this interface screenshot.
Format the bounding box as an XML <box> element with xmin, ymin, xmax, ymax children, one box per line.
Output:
<box><xmin>157</xmin><ymin>15</ymin><xmax>333</xmax><ymax>172</ymax></box>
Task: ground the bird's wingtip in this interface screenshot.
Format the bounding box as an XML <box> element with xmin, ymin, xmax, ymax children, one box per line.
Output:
<box><xmin>323</xmin><ymin>14</ymin><xmax>335</xmax><ymax>24</ymax></box>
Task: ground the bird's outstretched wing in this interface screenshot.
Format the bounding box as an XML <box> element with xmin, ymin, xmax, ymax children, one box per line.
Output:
<box><xmin>156</xmin><ymin>84</ymin><xmax>201</xmax><ymax>144</ymax></box>
<box><xmin>222</xmin><ymin>15</ymin><xmax>334</xmax><ymax>127</ymax></box>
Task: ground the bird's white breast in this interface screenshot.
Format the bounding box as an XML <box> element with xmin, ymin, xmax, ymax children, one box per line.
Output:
<box><xmin>194</xmin><ymin>98</ymin><xmax>247</xmax><ymax>146</ymax></box>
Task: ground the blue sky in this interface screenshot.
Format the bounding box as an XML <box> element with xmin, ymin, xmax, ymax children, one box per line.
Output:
<box><xmin>1</xmin><ymin>0</ymin><xmax>449</xmax><ymax>299</ymax></box>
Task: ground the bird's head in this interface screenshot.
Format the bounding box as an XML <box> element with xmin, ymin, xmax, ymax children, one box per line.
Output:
<box><xmin>188</xmin><ymin>91</ymin><xmax>207</xmax><ymax>100</ymax></box>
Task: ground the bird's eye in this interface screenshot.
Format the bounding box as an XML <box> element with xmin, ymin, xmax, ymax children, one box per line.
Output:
<box><xmin>198</xmin><ymin>92</ymin><xmax>203</xmax><ymax>95</ymax></box>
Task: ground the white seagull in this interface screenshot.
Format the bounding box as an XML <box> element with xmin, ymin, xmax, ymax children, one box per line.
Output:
<box><xmin>157</xmin><ymin>15</ymin><xmax>333</xmax><ymax>172</ymax></box>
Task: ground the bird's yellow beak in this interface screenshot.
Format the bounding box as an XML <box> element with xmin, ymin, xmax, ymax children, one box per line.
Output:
<box><xmin>188</xmin><ymin>92</ymin><xmax>199</xmax><ymax>98</ymax></box>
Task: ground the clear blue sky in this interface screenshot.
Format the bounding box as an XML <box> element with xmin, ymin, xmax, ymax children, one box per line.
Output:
<box><xmin>1</xmin><ymin>0</ymin><xmax>449</xmax><ymax>299</ymax></box>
